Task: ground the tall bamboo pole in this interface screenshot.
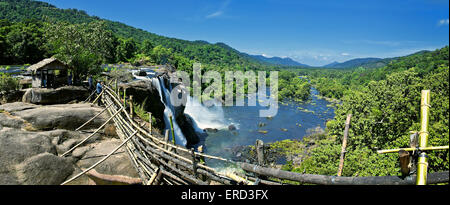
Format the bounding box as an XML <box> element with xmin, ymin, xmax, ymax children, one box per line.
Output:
<box><xmin>416</xmin><ymin>90</ymin><xmax>430</xmax><ymax>185</ymax></box>
<box><xmin>129</xmin><ymin>95</ymin><xmax>134</xmax><ymax>118</ymax></box>
<box><xmin>148</xmin><ymin>112</ymin><xmax>152</xmax><ymax>133</ymax></box>
<box><xmin>337</xmin><ymin>114</ymin><xmax>352</xmax><ymax>176</ymax></box>
<box><xmin>169</xmin><ymin>115</ymin><xmax>175</xmax><ymax>145</ymax></box>
<box><xmin>115</xmin><ymin>79</ymin><xmax>118</xmax><ymax>95</ymax></box>
<box><xmin>123</xmin><ymin>88</ymin><xmax>127</xmax><ymax>108</ymax></box>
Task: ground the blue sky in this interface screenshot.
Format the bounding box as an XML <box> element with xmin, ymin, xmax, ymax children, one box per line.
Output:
<box><xmin>42</xmin><ymin>0</ymin><xmax>449</xmax><ymax>66</ymax></box>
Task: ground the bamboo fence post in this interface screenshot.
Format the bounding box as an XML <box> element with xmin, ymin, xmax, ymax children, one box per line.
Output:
<box><xmin>148</xmin><ymin>112</ymin><xmax>152</xmax><ymax>133</ymax></box>
<box><xmin>198</xmin><ymin>145</ymin><xmax>205</xmax><ymax>164</ymax></box>
<box><xmin>416</xmin><ymin>90</ymin><xmax>431</xmax><ymax>185</ymax></box>
<box><xmin>115</xmin><ymin>78</ymin><xmax>118</xmax><ymax>95</ymax></box>
<box><xmin>147</xmin><ymin>167</ymin><xmax>160</xmax><ymax>185</ymax></box>
<box><xmin>191</xmin><ymin>148</ymin><xmax>198</xmax><ymax>177</ymax></box>
<box><xmin>399</xmin><ymin>150</ymin><xmax>410</xmax><ymax>176</ymax></box>
<box><xmin>256</xmin><ymin>140</ymin><xmax>265</xmax><ymax>166</ymax></box>
<box><xmin>123</xmin><ymin>88</ymin><xmax>127</xmax><ymax>108</ymax></box>
<box><xmin>92</xmin><ymin>90</ymin><xmax>104</xmax><ymax>105</ymax></box>
<box><xmin>164</xmin><ymin>129</ymin><xmax>170</xmax><ymax>151</ymax></box>
<box><xmin>169</xmin><ymin>115</ymin><xmax>175</xmax><ymax>145</ymax></box>
<box><xmin>129</xmin><ymin>95</ymin><xmax>134</xmax><ymax>118</ymax></box>
<box><xmin>337</xmin><ymin>114</ymin><xmax>352</xmax><ymax>176</ymax></box>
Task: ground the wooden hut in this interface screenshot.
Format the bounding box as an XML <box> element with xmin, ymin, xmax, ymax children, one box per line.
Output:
<box><xmin>27</xmin><ymin>58</ymin><xmax>73</xmax><ymax>88</ymax></box>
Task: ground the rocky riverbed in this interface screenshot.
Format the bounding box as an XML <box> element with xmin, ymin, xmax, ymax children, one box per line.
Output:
<box><xmin>227</xmin><ymin>126</ymin><xmax>327</xmax><ymax>169</ymax></box>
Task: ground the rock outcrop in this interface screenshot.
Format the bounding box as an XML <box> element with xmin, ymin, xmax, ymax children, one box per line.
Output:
<box><xmin>15</xmin><ymin>152</ymin><xmax>74</xmax><ymax>185</ymax></box>
<box><xmin>4</xmin><ymin>103</ymin><xmax>108</xmax><ymax>130</ymax></box>
<box><xmin>0</xmin><ymin>128</ymin><xmax>71</xmax><ymax>184</ymax></box>
<box><xmin>0</xmin><ymin>102</ymin><xmax>138</xmax><ymax>185</ymax></box>
<box><xmin>22</xmin><ymin>86</ymin><xmax>89</xmax><ymax>105</ymax></box>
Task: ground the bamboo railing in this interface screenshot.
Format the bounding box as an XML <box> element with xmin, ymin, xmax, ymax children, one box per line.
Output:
<box><xmin>60</xmin><ymin>83</ymin><xmax>449</xmax><ymax>185</ymax></box>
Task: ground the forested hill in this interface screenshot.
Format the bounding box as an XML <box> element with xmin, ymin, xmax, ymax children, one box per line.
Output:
<box><xmin>322</xmin><ymin>50</ymin><xmax>432</xmax><ymax>69</ymax></box>
<box><xmin>0</xmin><ymin>0</ymin><xmax>278</xmax><ymax>68</ymax></box>
<box><xmin>247</xmin><ymin>54</ymin><xmax>310</xmax><ymax>67</ymax></box>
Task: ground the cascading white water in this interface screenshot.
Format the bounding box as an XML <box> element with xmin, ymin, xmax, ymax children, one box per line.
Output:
<box><xmin>151</xmin><ymin>76</ymin><xmax>187</xmax><ymax>146</ymax></box>
<box><xmin>184</xmin><ymin>96</ymin><xmax>228</xmax><ymax>132</ymax></box>
<box><xmin>132</xmin><ymin>69</ymin><xmax>231</xmax><ymax>146</ymax></box>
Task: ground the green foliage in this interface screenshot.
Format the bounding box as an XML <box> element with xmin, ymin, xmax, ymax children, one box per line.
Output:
<box><xmin>0</xmin><ymin>72</ymin><xmax>18</xmax><ymax>91</ymax></box>
<box><xmin>278</xmin><ymin>71</ymin><xmax>311</xmax><ymax>102</ymax></box>
<box><xmin>115</xmin><ymin>37</ymin><xmax>137</xmax><ymax>62</ymax></box>
<box><xmin>0</xmin><ymin>19</ymin><xmax>48</xmax><ymax>64</ymax></box>
<box><xmin>133</xmin><ymin>98</ymin><xmax>156</xmax><ymax>125</ymax></box>
<box><xmin>44</xmin><ymin>20</ymin><xmax>116</xmax><ymax>79</ymax></box>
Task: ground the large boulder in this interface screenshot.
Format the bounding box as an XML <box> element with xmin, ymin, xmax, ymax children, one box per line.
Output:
<box><xmin>22</xmin><ymin>86</ymin><xmax>89</xmax><ymax>105</ymax></box>
<box><xmin>0</xmin><ymin>128</ymin><xmax>59</xmax><ymax>184</ymax></box>
<box><xmin>15</xmin><ymin>152</ymin><xmax>74</xmax><ymax>185</ymax></box>
<box><xmin>11</xmin><ymin>103</ymin><xmax>108</xmax><ymax>130</ymax></box>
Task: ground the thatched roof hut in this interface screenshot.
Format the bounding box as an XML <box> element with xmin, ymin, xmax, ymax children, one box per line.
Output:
<box><xmin>28</xmin><ymin>58</ymin><xmax>73</xmax><ymax>88</ymax></box>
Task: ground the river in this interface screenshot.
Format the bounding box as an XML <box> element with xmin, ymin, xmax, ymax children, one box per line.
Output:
<box><xmin>186</xmin><ymin>87</ymin><xmax>336</xmax><ymax>160</ymax></box>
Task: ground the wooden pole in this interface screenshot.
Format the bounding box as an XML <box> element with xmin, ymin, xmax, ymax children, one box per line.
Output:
<box><xmin>123</xmin><ymin>88</ymin><xmax>127</xmax><ymax>108</ymax></box>
<box><xmin>169</xmin><ymin>115</ymin><xmax>175</xmax><ymax>145</ymax></box>
<box><xmin>92</xmin><ymin>90</ymin><xmax>104</xmax><ymax>105</ymax></box>
<box><xmin>399</xmin><ymin>150</ymin><xmax>411</xmax><ymax>176</ymax></box>
<box><xmin>129</xmin><ymin>95</ymin><xmax>133</xmax><ymax>118</ymax></box>
<box><xmin>164</xmin><ymin>129</ymin><xmax>170</xmax><ymax>150</ymax></box>
<box><xmin>191</xmin><ymin>148</ymin><xmax>198</xmax><ymax>177</ymax></box>
<box><xmin>115</xmin><ymin>79</ymin><xmax>118</xmax><ymax>95</ymax></box>
<box><xmin>75</xmin><ymin>103</ymin><xmax>112</xmax><ymax>131</ymax></box>
<box><xmin>337</xmin><ymin>114</ymin><xmax>352</xmax><ymax>176</ymax></box>
<box><xmin>147</xmin><ymin>167</ymin><xmax>160</xmax><ymax>185</ymax></box>
<box><xmin>198</xmin><ymin>145</ymin><xmax>205</xmax><ymax>164</ymax></box>
<box><xmin>148</xmin><ymin>112</ymin><xmax>152</xmax><ymax>133</ymax></box>
<box><xmin>255</xmin><ymin>140</ymin><xmax>265</xmax><ymax>166</ymax></box>
<box><xmin>416</xmin><ymin>90</ymin><xmax>430</xmax><ymax>185</ymax></box>
<box><xmin>61</xmin><ymin>107</ymin><xmax>124</xmax><ymax>157</ymax></box>
<box><xmin>377</xmin><ymin>146</ymin><xmax>449</xmax><ymax>154</ymax></box>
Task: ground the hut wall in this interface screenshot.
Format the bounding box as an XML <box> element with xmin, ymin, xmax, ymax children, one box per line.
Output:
<box><xmin>32</xmin><ymin>74</ymin><xmax>42</xmax><ymax>88</ymax></box>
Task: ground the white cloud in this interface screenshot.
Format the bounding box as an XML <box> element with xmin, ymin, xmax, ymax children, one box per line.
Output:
<box><xmin>206</xmin><ymin>11</ymin><xmax>224</xmax><ymax>19</ymax></box>
<box><xmin>205</xmin><ymin>0</ymin><xmax>231</xmax><ymax>19</ymax></box>
<box><xmin>262</xmin><ymin>53</ymin><xmax>273</xmax><ymax>58</ymax></box>
<box><xmin>341</xmin><ymin>52</ymin><xmax>350</xmax><ymax>56</ymax></box>
<box><xmin>438</xmin><ymin>19</ymin><xmax>449</xmax><ymax>26</ymax></box>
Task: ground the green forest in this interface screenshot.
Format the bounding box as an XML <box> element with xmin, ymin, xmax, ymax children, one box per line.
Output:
<box><xmin>281</xmin><ymin>47</ymin><xmax>449</xmax><ymax>177</ymax></box>
<box><xmin>1</xmin><ymin>0</ymin><xmax>448</xmax><ymax>178</ymax></box>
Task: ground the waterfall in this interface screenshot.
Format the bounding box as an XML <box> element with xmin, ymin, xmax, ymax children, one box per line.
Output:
<box><xmin>184</xmin><ymin>96</ymin><xmax>228</xmax><ymax>132</ymax></box>
<box><xmin>151</xmin><ymin>76</ymin><xmax>187</xmax><ymax>146</ymax></box>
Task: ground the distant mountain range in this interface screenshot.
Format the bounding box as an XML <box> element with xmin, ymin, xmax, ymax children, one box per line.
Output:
<box><xmin>321</xmin><ymin>50</ymin><xmax>432</xmax><ymax>69</ymax></box>
<box><xmin>247</xmin><ymin>54</ymin><xmax>310</xmax><ymax>67</ymax></box>
<box><xmin>322</xmin><ymin>57</ymin><xmax>385</xmax><ymax>69</ymax></box>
